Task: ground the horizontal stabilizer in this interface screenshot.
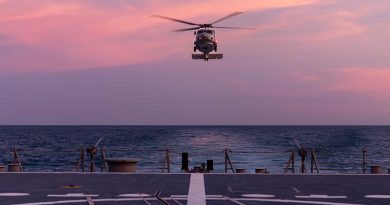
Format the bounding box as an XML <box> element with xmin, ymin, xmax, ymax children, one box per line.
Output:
<box><xmin>192</xmin><ymin>53</ymin><xmax>223</xmax><ymax>60</ymax></box>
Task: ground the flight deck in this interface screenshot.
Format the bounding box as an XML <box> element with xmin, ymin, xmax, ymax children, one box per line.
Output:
<box><xmin>1</xmin><ymin>173</ymin><xmax>390</xmax><ymax>205</ymax></box>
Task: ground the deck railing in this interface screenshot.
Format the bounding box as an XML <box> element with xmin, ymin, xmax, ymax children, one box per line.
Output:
<box><xmin>0</xmin><ymin>146</ymin><xmax>384</xmax><ymax>174</ymax></box>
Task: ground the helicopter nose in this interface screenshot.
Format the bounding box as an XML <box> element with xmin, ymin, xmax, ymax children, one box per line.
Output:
<box><xmin>201</xmin><ymin>43</ymin><xmax>213</xmax><ymax>51</ymax></box>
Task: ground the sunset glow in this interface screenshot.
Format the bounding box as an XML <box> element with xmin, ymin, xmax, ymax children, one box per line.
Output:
<box><xmin>1</xmin><ymin>0</ymin><xmax>389</xmax><ymax>124</ymax></box>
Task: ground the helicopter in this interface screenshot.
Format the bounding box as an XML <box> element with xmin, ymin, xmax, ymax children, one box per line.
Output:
<box><xmin>152</xmin><ymin>12</ymin><xmax>253</xmax><ymax>61</ymax></box>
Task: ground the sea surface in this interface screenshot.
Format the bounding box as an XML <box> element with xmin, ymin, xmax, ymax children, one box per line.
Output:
<box><xmin>0</xmin><ymin>126</ymin><xmax>390</xmax><ymax>173</ymax></box>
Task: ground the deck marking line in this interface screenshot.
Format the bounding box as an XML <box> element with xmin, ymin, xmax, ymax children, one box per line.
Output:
<box><xmin>143</xmin><ymin>198</ymin><xmax>152</xmax><ymax>205</ymax></box>
<box><xmin>0</xmin><ymin>193</ymin><xmax>30</xmax><ymax>197</ymax></box>
<box><xmin>12</xmin><ymin>198</ymin><xmax>159</xmax><ymax>205</ymax></box>
<box><xmin>206</xmin><ymin>195</ymin><xmax>224</xmax><ymax>198</ymax></box>
<box><xmin>47</xmin><ymin>193</ymin><xmax>99</xmax><ymax>198</ymax></box>
<box><xmin>172</xmin><ymin>194</ymin><xmax>222</xmax><ymax>198</ymax></box>
<box><xmin>172</xmin><ymin>198</ymin><xmax>184</xmax><ymax>205</ymax></box>
<box><xmin>242</xmin><ymin>194</ymin><xmax>275</xmax><ymax>198</ymax></box>
<box><xmin>296</xmin><ymin>195</ymin><xmax>347</xmax><ymax>199</ymax></box>
<box><xmin>227</xmin><ymin>186</ymin><xmax>233</xmax><ymax>193</ymax></box>
<box><xmin>86</xmin><ymin>197</ymin><xmax>95</xmax><ymax>205</ymax></box>
<box><xmin>170</xmin><ymin>195</ymin><xmax>188</xmax><ymax>198</ymax></box>
<box><xmin>11</xmin><ymin>197</ymin><xmax>362</xmax><ymax>205</ymax></box>
<box><xmin>224</xmin><ymin>196</ymin><xmax>246</xmax><ymax>205</ymax></box>
<box><xmin>292</xmin><ymin>187</ymin><xmax>301</xmax><ymax>193</ymax></box>
<box><xmin>13</xmin><ymin>199</ymin><xmax>88</xmax><ymax>205</ymax></box>
<box><xmin>234</xmin><ymin>198</ymin><xmax>362</xmax><ymax>205</ymax></box>
<box><xmin>188</xmin><ymin>173</ymin><xmax>206</xmax><ymax>205</ymax></box>
<box><xmin>365</xmin><ymin>195</ymin><xmax>390</xmax><ymax>198</ymax></box>
<box><xmin>119</xmin><ymin>193</ymin><xmax>150</xmax><ymax>197</ymax></box>
<box><xmin>142</xmin><ymin>192</ymin><xmax>152</xmax><ymax>205</ymax></box>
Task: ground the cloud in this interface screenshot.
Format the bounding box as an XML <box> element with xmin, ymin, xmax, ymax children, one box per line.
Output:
<box><xmin>1</xmin><ymin>0</ymin><xmax>389</xmax><ymax>75</ymax></box>
<box><xmin>329</xmin><ymin>68</ymin><xmax>390</xmax><ymax>94</ymax></box>
<box><xmin>276</xmin><ymin>67</ymin><xmax>390</xmax><ymax>100</ymax></box>
<box><xmin>0</xmin><ymin>0</ymin><xmax>317</xmax><ymax>73</ymax></box>
<box><xmin>2</xmin><ymin>1</ymin><xmax>390</xmax><ymax>124</ymax></box>
<box><xmin>250</xmin><ymin>3</ymin><xmax>370</xmax><ymax>43</ymax></box>
<box><xmin>221</xmin><ymin>66</ymin><xmax>390</xmax><ymax>101</ymax></box>
<box><xmin>0</xmin><ymin>2</ymin><xmax>82</xmax><ymax>22</ymax></box>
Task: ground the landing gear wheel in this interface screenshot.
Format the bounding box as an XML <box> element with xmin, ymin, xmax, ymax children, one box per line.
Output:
<box><xmin>194</xmin><ymin>47</ymin><xmax>197</xmax><ymax>52</ymax></box>
<box><xmin>214</xmin><ymin>46</ymin><xmax>217</xmax><ymax>52</ymax></box>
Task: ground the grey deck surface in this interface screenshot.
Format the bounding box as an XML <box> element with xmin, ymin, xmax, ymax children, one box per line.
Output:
<box><xmin>0</xmin><ymin>173</ymin><xmax>389</xmax><ymax>205</ymax></box>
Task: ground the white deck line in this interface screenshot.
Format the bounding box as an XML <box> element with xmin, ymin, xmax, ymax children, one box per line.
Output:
<box><xmin>365</xmin><ymin>195</ymin><xmax>390</xmax><ymax>198</ymax></box>
<box><xmin>188</xmin><ymin>173</ymin><xmax>206</xmax><ymax>205</ymax></box>
<box><xmin>0</xmin><ymin>193</ymin><xmax>30</xmax><ymax>197</ymax></box>
<box><xmin>47</xmin><ymin>194</ymin><xmax>99</xmax><ymax>198</ymax></box>
<box><xmin>296</xmin><ymin>195</ymin><xmax>347</xmax><ymax>199</ymax></box>
<box><xmin>86</xmin><ymin>197</ymin><xmax>95</xmax><ymax>205</ymax></box>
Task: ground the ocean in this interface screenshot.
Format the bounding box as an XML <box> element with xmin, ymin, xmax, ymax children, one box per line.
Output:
<box><xmin>0</xmin><ymin>126</ymin><xmax>389</xmax><ymax>173</ymax></box>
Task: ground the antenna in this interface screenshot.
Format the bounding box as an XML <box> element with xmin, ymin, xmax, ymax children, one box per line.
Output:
<box><xmin>294</xmin><ymin>139</ymin><xmax>302</xmax><ymax>149</ymax></box>
<box><xmin>94</xmin><ymin>137</ymin><xmax>104</xmax><ymax>147</ymax></box>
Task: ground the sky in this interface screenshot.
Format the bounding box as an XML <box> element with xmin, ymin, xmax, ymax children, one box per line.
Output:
<box><xmin>0</xmin><ymin>0</ymin><xmax>390</xmax><ymax>125</ymax></box>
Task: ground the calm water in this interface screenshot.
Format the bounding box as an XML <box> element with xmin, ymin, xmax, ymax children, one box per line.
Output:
<box><xmin>0</xmin><ymin>126</ymin><xmax>389</xmax><ymax>173</ymax></box>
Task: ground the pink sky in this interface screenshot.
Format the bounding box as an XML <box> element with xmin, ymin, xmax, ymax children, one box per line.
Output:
<box><xmin>0</xmin><ymin>0</ymin><xmax>390</xmax><ymax>124</ymax></box>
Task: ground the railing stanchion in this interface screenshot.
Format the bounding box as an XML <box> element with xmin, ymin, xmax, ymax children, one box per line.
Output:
<box><xmin>101</xmin><ymin>147</ymin><xmax>108</xmax><ymax>172</ymax></box>
<box><xmin>13</xmin><ymin>147</ymin><xmax>23</xmax><ymax>172</ymax></box>
<box><xmin>76</xmin><ymin>147</ymin><xmax>85</xmax><ymax>172</ymax></box>
<box><xmin>285</xmin><ymin>149</ymin><xmax>295</xmax><ymax>173</ymax></box>
<box><xmin>224</xmin><ymin>148</ymin><xmax>228</xmax><ymax>173</ymax></box>
<box><xmin>167</xmin><ymin>148</ymin><xmax>171</xmax><ymax>173</ymax></box>
<box><xmin>363</xmin><ymin>148</ymin><xmax>367</xmax><ymax>174</ymax></box>
<box><xmin>311</xmin><ymin>148</ymin><xmax>319</xmax><ymax>174</ymax></box>
<box><xmin>224</xmin><ymin>148</ymin><xmax>234</xmax><ymax>173</ymax></box>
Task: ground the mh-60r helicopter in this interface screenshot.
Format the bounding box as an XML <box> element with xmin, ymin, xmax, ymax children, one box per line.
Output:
<box><xmin>152</xmin><ymin>12</ymin><xmax>253</xmax><ymax>61</ymax></box>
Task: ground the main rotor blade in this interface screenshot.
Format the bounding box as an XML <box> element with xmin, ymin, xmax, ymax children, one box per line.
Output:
<box><xmin>173</xmin><ymin>27</ymin><xmax>201</xmax><ymax>32</ymax></box>
<box><xmin>210</xmin><ymin>12</ymin><xmax>243</xmax><ymax>25</ymax></box>
<box><xmin>213</xmin><ymin>26</ymin><xmax>255</xmax><ymax>30</ymax></box>
<box><xmin>151</xmin><ymin>15</ymin><xmax>199</xmax><ymax>26</ymax></box>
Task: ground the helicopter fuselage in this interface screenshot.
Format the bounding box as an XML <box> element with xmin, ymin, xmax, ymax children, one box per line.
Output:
<box><xmin>194</xmin><ymin>29</ymin><xmax>217</xmax><ymax>54</ymax></box>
